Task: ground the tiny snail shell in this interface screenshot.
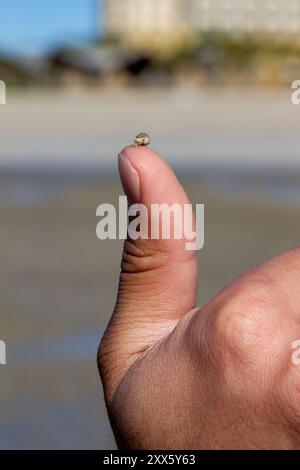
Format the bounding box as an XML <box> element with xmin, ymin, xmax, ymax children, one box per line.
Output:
<box><xmin>134</xmin><ymin>132</ymin><xmax>151</xmax><ymax>147</ymax></box>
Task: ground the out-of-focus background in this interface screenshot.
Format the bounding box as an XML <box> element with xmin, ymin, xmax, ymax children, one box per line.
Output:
<box><xmin>0</xmin><ymin>0</ymin><xmax>300</xmax><ymax>449</ymax></box>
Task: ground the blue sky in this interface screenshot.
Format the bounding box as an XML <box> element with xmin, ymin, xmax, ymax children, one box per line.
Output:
<box><xmin>0</xmin><ymin>0</ymin><xmax>103</xmax><ymax>56</ymax></box>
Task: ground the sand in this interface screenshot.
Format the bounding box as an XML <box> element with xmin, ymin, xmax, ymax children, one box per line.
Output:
<box><xmin>1</xmin><ymin>86</ymin><xmax>300</xmax><ymax>170</ymax></box>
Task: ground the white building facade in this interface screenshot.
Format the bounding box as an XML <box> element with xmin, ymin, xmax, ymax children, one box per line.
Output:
<box><xmin>104</xmin><ymin>0</ymin><xmax>300</xmax><ymax>35</ymax></box>
<box><xmin>104</xmin><ymin>0</ymin><xmax>183</xmax><ymax>35</ymax></box>
<box><xmin>187</xmin><ymin>0</ymin><xmax>300</xmax><ymax>34</ymax></box>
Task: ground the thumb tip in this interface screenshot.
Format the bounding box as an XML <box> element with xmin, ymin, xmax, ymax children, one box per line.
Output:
<box><xmin>118</xmin><ymin>149</ymin><xmax>141</xmax><ymax>203</ymax></box>
<box><xmin>118</xmin><ymin>145</ymin><xmax>164</xmax><ymax>204</ymax></box>
<box><xmin>118</xmin><ymin>145</ymin><xmax>188</xmax><ymax>207</ymax></box>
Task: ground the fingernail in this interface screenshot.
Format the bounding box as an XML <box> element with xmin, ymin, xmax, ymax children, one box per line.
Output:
<box><xmin>118</xmin><ymin>152</ymin><xmax>141</xmax><ymax>203</ymax></box>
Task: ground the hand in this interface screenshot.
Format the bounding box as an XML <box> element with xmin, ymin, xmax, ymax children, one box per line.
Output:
<box><xmin>98</xmin><ymin>146</ymin><xmax>300</xmax><ymax>450</ymax></box>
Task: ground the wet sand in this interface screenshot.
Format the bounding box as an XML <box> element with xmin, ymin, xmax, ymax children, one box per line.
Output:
<box><xmin>0</xmin><ymin>173</ymin><xmax>299</xmax><ymax>449</ymax></box>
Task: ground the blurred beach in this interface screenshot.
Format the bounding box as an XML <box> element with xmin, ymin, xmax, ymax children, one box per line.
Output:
<box><xmin>1</xmin><ymin>87</ymin><xmax>300</xmax><ymax>171</ymax></box>
<box><xmin>0</xmin><ymin>87</ymin><xmax>300</xmax><ymax>448</ymax></box>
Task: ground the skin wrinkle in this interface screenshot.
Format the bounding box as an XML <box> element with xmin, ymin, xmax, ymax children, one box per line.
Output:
<box><xmin>107</xmin><ymin>330</ymin><xmax>172</xmax><ymax>407</ymax></box>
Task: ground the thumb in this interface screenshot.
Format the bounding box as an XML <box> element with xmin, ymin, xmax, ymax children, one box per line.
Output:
<box><xmin>99</xmin><ymin>144</ymin><xmax>198</xmax><ymax>399</ymax></box>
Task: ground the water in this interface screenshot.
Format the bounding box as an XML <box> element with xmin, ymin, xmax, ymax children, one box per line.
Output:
<box><xmin>1</xmin><ymin>166</ymin><xmax>299</xmax><ymax>208</ymax></box>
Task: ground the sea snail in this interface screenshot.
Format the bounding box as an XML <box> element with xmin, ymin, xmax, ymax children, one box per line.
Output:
<box><xmin>134</xmin><ymin>132</ymin><xmax>151</xmax><ymax>147</ymax></box>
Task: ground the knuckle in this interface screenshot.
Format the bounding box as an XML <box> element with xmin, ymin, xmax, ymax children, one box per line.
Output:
<box><xmin>211</xmin><ymin>280</ymin><xmax>277</xmax><ymax>362</ymax></box>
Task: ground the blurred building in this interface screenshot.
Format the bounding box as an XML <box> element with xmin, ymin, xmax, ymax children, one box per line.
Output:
<box><xmin>104</xmin><ymin>0</ymin><xmax>300</xmax><ymax>36</ymax></box>
<box><xmin>104</xmin><ymin>0</ymin><xmax>183</xmax><ymax>35</ymax></box>
<box><xmin>188</xmin><ymin>0</ymin><xmax>300</xmax><ymax>34</ymax></box>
